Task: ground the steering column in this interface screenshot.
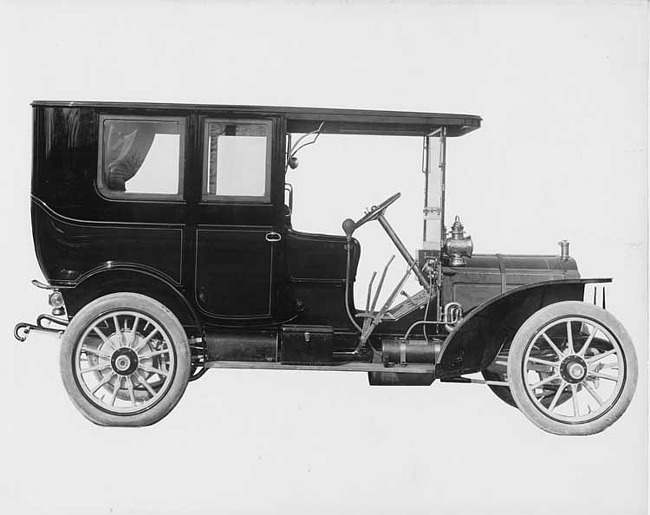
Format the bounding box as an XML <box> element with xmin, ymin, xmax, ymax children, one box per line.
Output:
<box><xmin>342</xmin><ymin>192</ymin><xmax>430</xmax><ymax>290</ymax></box>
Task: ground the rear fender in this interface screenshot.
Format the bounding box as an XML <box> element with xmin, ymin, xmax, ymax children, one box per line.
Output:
<box><xmin>62</xmin><ymin>263</ymin><xmax>200</xmax><ymax>332</ymax></box>
<box><xmin>436</xmin><ymin>279</ymin><xmax>611</xmax><ymax>378</ymax></box>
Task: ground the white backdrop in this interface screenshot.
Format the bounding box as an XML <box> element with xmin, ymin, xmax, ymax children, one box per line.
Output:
<box><xmin>0</xmin><ymin>1</ymin><xmax>647</xmax><ymax>514</ymax></box>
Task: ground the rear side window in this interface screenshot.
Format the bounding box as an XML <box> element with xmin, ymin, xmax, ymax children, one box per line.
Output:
<box><xmin>203</xmin><ymin>119</ymin><xmax>272</xmax><ymax>202</ymax></box>
<box><xmin>98</xmin><ymin>116</ymin><xmax>185</xmax><ymax>199</ymax></box>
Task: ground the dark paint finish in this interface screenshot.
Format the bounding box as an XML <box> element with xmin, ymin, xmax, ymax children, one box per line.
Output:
<box><xmin>281</xmin><ymin>325</ymin><xmax>334</xmax><ymax>364</ymax></box>
<box><xmin>32</xmin><ymin>104</ymin><xmax>289</xmax><ymax>328</ymax></box>
<box><xmin>287</xmin><ymin>231</ymin><xmax>358</xmax><ymax>283</ymax></box>
<box><xmin>32</xmin><ymin>197</ymin><xmax>184</xmax><ymax>285</ymax></box>
<box><xmin>442</xmin><ymin>253</ymin><xmax>580</xmax><ymax>311</ymax></box>
<box><xmin>33</xmin><ymin>100</ymin><xmax>482</xmax><ymax>138</ymax></box>
<box><xmin>195</xmin><ymin>227</ymin><xmax>275</xmax><ymax>318</ymax></box>
<box><xmin>61</xmin><ymin>266</ymin><xmax>200</xmax><ymax>332</ymax></box>
<box><xmin>30</xmin><ymin>100</ymin><xmax>608</xmax><ymax>378</ymax></box>
<box><xmin>437</xmin><ymin>278</ymin><xmax>611</xmax><ymax>377</ymax></box>
<box><xmin>285</xmin><ymin>230</ymin><xmax>361</xmax><ymax>339</ymax></box>
<box><xmin>205</xmin><ymin>332</ymin><xmax>277</xmax><ymax>362</ymax></box>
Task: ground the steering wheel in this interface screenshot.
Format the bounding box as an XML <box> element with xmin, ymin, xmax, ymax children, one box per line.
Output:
<box><xmin>354</xmin><ymin>192</ymin><xmax>401</xmax><ymax>229</ymax></box>
<box><xmin>342</xmin><ymin>192</ymin><xmax>401</xmax><ymax>238</ymax></box>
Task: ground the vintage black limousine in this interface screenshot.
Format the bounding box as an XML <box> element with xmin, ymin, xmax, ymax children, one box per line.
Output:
<box><xmin>15</xmin><ymin>101</ymin><xmax>637</xmax><ymax>433</ymax></box>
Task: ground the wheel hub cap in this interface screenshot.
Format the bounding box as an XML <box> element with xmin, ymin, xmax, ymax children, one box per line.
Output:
<box><xmin>111</xmin><ymin>348</ymin><xmax>139</xmax><ymax>376</ymax></box>
<box><xmin>560</xmin><ymin>355</ymin><xmax>587</xmax><ymax>384</ymax></box>
<box><xmin>568</xmin><ymin>363</ymin><xmax>585</xmax><ymax>380</ymax></box>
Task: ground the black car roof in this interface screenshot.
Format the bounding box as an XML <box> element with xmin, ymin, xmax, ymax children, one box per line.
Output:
<box><xmin>32</xmin><ymin>100</ymin><xmax>481</xmax><ymax>137</ymax></box>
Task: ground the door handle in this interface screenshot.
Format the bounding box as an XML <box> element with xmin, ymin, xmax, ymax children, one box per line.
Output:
<box><xmin>265</xmin><ymin>231</ymin><xmax>282</xmax><ymax>242</ymax></box>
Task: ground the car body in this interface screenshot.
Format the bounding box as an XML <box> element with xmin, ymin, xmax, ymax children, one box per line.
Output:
<box><xmin>15</xmin><ymin>100</ymin><xmax>638</xmax><ymax>433</ymax></box>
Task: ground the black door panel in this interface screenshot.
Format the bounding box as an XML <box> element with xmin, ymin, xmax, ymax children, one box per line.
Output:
<box><xmin>195</xmin><ymin>227</ymin><xmax>274</xmax><ymax>317</ymax></box>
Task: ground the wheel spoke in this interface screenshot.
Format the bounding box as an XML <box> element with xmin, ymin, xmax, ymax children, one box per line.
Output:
<box><xmin>133</xmin><ymin>328</ymin><xmax>159</xmax><ymax>353</ymax></box>
<box><xmin>91</xmin><ymin>372</ymin><xmax>117</xmax><ymax>394</ymax></box>
<box><xmin>138</xmin><ymin>364</ymin><xmax>168</xmax><ymax>377</ymax></box>
<box><xmin>92</xmin><ymin>327</ymin><xmax>115</xmax><ymax>350</ymax></box>
<box><xmin>566</xmin><ymin>322</ymin><xmax>574</xmax><ymax>354</ymax></box>
<box><xmin>530</xmin><ymin>373</ymin><xmax>560</xmax><ymax>390</ymax></box>
<box><xmin>577</xmin><ymin>329</ymin><xmax>596</xmax><ymax>357</ymax></box>
<box><xmin>583</xmin><ymin>382</ymin><xmax>604</xmax><ymax>407</ymax></box>
<box><xmin>586</xmin><ymin>349</ymin><xmax>617</xmax><ymax>363</ymax></box>
<box><xmin>138</xmin><ymin>349</ymin><xmax>170</xmax><ymax>359</ymax></box>
<box><xmin>80</xmin><ymin>363</ymin><xmax>111</xmax><ymax>374</ymax></box>
<box><xmin>541</xmin><ymin>332</ymin><xmax>564</xmax><ymax>358</ymax></box>
<box><xmin>126</xmin><ymin>376</ymin><xmax>136</xmax><ymax>406</ymax></box>
<box><xmin>129</xmin><ymin>316</ymin><xmax>141</xmax><ymax>347</ymax></box>
<box><xmin>527</xmin><ymin>357</ymin><xmax>559</xmax><ymax>367</ymax></box>
<box><xmin>81</xmin><ymin>345</ymin><xmax>111</xmax><ymax>359</ymax></box>
<box><xmin>570</xmin><ymin>384</ymin><xmax>579</xmax><ymax>416</ymax></box>
<box><xmin>588</xmin><ymin>371</ymin><xmax>618</xmax><ymax>382</ymax></box>
<box><xmin>113</xmin><ymin>315</ymin><xmax>126</xmax><ymax>347</ymax></box>
<box><xmin>134</xmin><ymin>372</ymin><xmax>157</xmax><ymax>398</ymax></box>
<box><xmin>109</xmin><ymin>376</ymin><xmax>122</xmax><ymax>406</ymax></box>
<box><xmin>548</xmin><ymin>380</ymin><xmax>567</xmax><ymax>412</ymax></box>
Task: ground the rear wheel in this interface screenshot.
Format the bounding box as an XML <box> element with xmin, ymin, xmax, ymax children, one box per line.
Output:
<box><xmin>508</xmin><ymin>301</ymin><xmax>637</xmax><ymax>435</ymax></box>
<box><xmin>60</xmin><ymin>293</ymin><xmax>191</xmax><ymax>427</ymax></box>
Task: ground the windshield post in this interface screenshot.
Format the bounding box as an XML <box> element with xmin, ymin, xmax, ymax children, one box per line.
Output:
<box><xmin>422</xmin><ymin>128</ymin><xmax>447</xmax><ymax>252</ymax></box>
<box><xmin>438</xmin><ymin>127</ymin><xmax>447</xmax><ymax>250</ymax></box>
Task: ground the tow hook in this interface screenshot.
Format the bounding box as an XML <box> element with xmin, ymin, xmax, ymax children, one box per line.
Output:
<box><xmin>14</xmin><ymin>314</ymin><xmax>68</xmax><ymax>342</ymax></box>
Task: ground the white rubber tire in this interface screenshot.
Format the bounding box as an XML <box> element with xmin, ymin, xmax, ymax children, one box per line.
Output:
<box><xmin>60</xmin><ymin>293</ymin><xmax>190</xmax><ymax>427</ymax></box>
<box><xmin>508</xmin><ymin>301</ymin><xmax>637</xmax><ymax>436</ymax></box>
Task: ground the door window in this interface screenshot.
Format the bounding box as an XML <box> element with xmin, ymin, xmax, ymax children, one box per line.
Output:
<box><xmin>203</xmin><ymin>120</ymin><xmax>272</xmax><ymax>202</ymax></box>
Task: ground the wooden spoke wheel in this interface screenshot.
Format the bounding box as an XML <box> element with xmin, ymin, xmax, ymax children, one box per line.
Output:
<box><xmin>508</xmin><ymin>301</ymin><xmax>637</xmax><ymax>435</ymax></box>
<box><xmin>60</xmin><ymin>293</ymin><xmax>190</xmax><ymax>427</ymax></box>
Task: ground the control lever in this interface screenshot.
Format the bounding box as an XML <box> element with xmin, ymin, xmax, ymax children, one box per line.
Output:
<box><xmin>365</xmin><ymin>271</ymin><xmax>377</xmax><ymax>312</ymax></box>
<box><xmin>359</xmin><ymin>262</ymin><xmax>417</xmax><ymax>345</ymax></box>
<box><xmin>371</xmin><ymin>255</ymin><xmax>395</xmax><ymax>312</ymax></box>
<box><xmin>399</xmin><ymin>290</ymin><xmax>416</xmax><ymax>308</ymax></box>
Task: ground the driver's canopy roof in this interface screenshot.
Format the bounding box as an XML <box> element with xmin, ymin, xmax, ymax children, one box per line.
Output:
<box><xmin>33</xmin><ymin>101</ymin><xmax>481</xmax><ymax>138</ymax></box>
<box><xmin>281</xmin><ymin>106</ymin><xmax>481</xmax><ymax>137</ymax></box>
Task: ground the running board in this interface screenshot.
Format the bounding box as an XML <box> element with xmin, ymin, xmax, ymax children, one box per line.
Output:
<box><xmin>204</xmin><ymin>361</ymin><xmax>435</xmax><ymax>374</ymax></box>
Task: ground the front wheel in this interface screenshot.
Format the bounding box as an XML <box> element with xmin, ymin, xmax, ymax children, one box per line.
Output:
<box><xmin>508</xmin><ymin>301</ymin><xmax>637</xmax><ymax>436</ymax></box>
<box><xmin>60</xmin><ymin>293</ymin><xmax>191</xmax><ymax>427</ymax></box>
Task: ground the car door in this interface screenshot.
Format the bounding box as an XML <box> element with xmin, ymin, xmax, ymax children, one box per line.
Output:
<box><xmin>194</xmin><ymin>117</ymin><xmax>282</xmax><ymax>320</ymax></box>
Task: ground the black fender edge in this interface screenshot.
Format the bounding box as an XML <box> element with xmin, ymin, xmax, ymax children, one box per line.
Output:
<box><xmin>436</xmin><ymin>278</ymin><xmax>611</xmax><ymax>378</ymax></box>
<box><xmin>61</xmin><ymin>262</ymin><xmax>201</xmax><ymax>333</ymax></box>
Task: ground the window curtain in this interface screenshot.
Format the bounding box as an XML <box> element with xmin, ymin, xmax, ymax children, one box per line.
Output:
<box><xmin>103</xmin><ymin>122</ymin><xmax>156</xmax><ymax>191</ymax></box>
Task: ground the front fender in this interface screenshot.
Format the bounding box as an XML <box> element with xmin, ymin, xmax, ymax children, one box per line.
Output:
<box><xmin>435</xmin><ymin>278</ymin><xmax>611</xmax><ymax>378</ymax></box>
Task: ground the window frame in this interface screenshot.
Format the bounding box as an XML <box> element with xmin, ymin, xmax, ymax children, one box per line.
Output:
<box><xmin>97</xmin><ymin>114</ymin><xmax>186</xmax><ymax>202</ymax></box>
<box><xmin>201</xmin><ymin>118</ymin><xmax>273</xmax><ymax>204</ymax></box>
